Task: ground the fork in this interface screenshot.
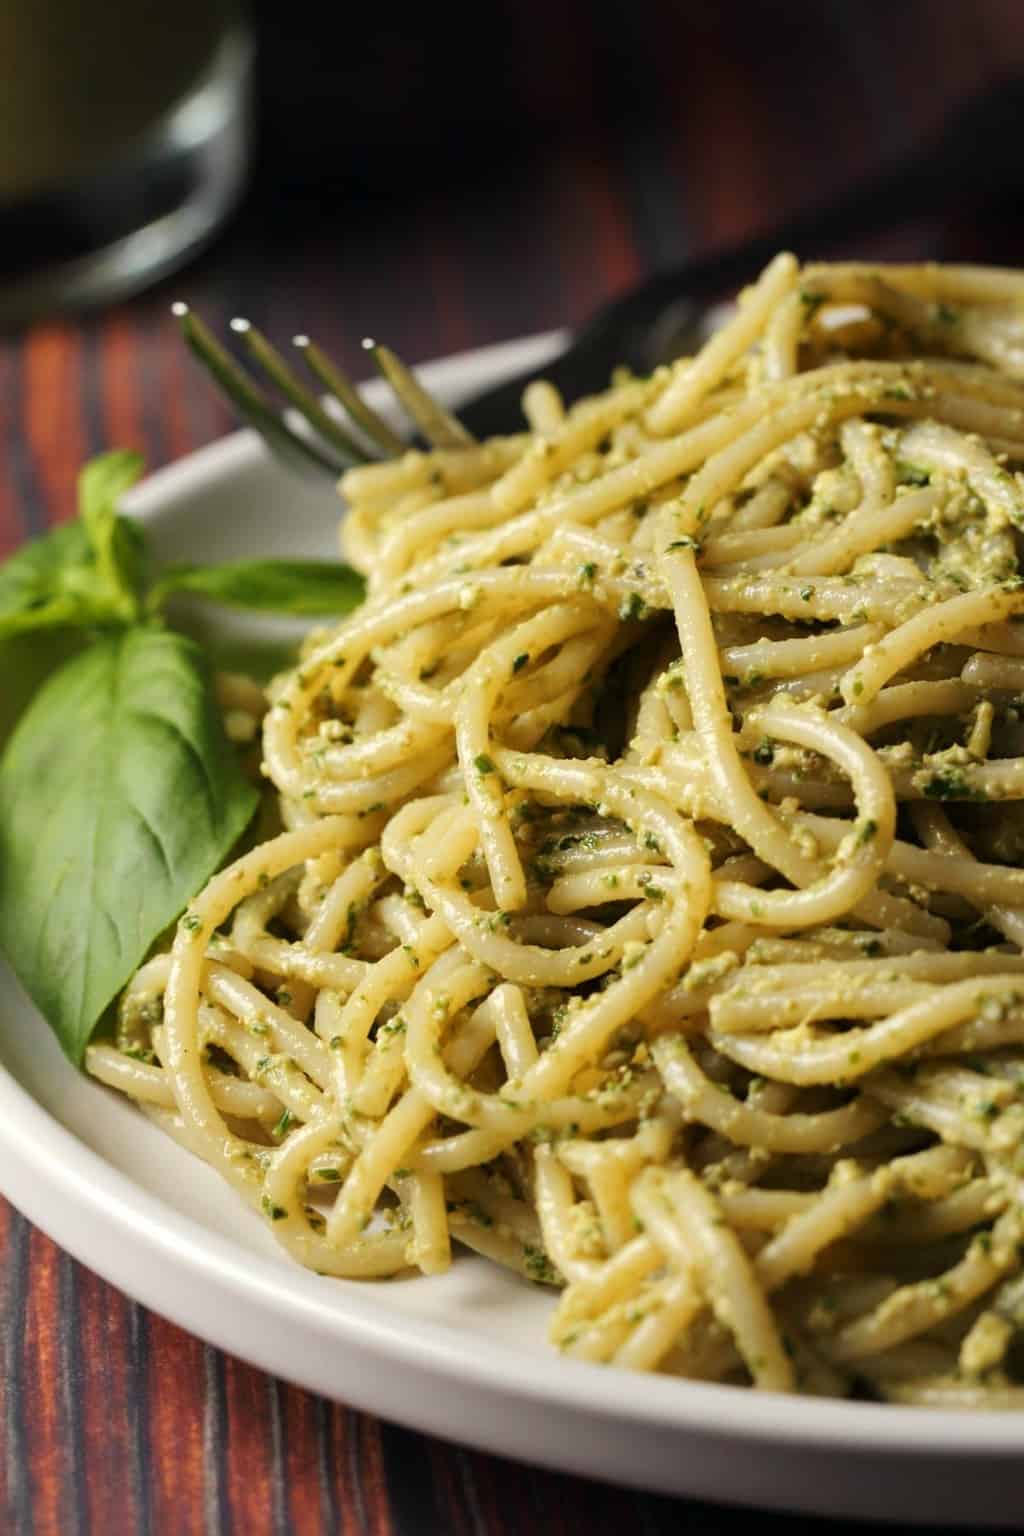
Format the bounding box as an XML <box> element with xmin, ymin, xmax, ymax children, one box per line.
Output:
<box><xmin>172</xmin><ymin>305</ymin><xmax>477</xmax><ymax>477</ymax></box>
<box><xmin>177</xmin><ymin>76</ymin><xmax>1024</xmax><ymax>472</ymax></box>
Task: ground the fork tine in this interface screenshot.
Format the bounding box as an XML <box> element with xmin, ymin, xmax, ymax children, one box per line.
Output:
<box><xmin>363</xmin><ymin>339</ymin><xmax>477</xmax><ymax>449</ymax></box>
<box><xmin>173</xmin><ymin>305</ymin><xmax>347</xmax><ymax>478</ymax></box>
<box><xmin>230</xmin><ymin>320</ymin><xmax>372</xmax><ymax>468</ymax></box>
<box><xmin>292</xmin><ymin>335</ymin><xmax>406</xmax><ymax>458</ymax></box>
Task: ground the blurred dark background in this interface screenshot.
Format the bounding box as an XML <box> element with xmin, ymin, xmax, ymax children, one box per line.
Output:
<box><xmin>211</xmin><ymin>0</ymin><xmax>1024</xmax><ymax>359</ymax></box>
<box><xmin>5</xmin><ymin>1</ymin><xmax>1024</xmax><ymax>560</ymax></box>
<box><xmin>6</xmin><ymin>0</ymin><xmax>1024</xmax><ymax>524</ymax></box>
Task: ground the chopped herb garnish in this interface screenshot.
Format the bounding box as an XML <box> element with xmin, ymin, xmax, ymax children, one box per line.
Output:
<box><xmin>522</xmin><ymin>1244</ymin><xmax>559</xmax><ymax>1286</ymax></box>
<box><xmin>896</xmin><ymin>461</ymin><xmax>931</xmax><ymax>487</ymax></box>
<box><xmin>921</xmin><ymin>767</ymin><xmax>988</xmax><ymax>801</ymax></box>
<box><xmin>617</xmin><ymin>591</ymin><xmax>648</xmax><ymax>623</ymax></box>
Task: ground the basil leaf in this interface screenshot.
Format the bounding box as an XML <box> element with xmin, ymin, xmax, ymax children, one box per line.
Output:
<box><xmin>0</xmin><ymin>627</ymin><xmax>258</xmax><ymax>1061</ymax></box>
<box><xmin>0</xmin><ymin>521</ymin><xmax>96</xmax><ymax>636</ymax></box>
<box><xmin>0</xmin><ymin>457</ymin><xmax>147</xmax><ymax>640</ymax></box>
<box><xmin>0</xmin><ymin>628</ymin><xmax>89</xmax><ymax>750</ymax></box>
<box><xmin>78</xmin><ymin>450</ymin><xmax>146</xmax><ymax>619</ymax></box>
<box><xmin>151</xmin><ymin>559</ymin><xmax>366</xmax><ymax>617</ymax></box>
<box><xmin>79</xmin><ymin>450</ymin><xmax>144</xmax><ymax>538</ymax></box>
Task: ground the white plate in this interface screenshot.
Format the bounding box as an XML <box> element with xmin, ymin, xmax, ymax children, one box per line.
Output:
<box><xmin>2</xmin><ymin>332</ymin><xmax>1023</xmax><ymax>1527</ymax></box>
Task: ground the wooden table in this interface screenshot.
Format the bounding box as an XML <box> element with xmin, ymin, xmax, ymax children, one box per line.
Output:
<box><xmin>3</xmin><ymin>3</ymin><xmax>1024</xmax><ymax>1530</ymax></box>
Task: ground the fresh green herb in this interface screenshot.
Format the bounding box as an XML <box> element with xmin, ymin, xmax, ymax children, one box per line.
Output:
<box><xmin>512</xmin><ymin>653</ymin><xmax>529</xmax><ymax>673</ymax></box>
<box><xmin>0</xmin><ymin>629</ymin><xmax>90</xmax><ymax>751</ymax></box>
<box><xmin>474</xmin><ymin>753</ymin><xmax>496</xmax><ymax>775</ymax></box>
<box><xmin>0</xmin><ymin>452</ymin><xmax>144</xmax><ymax>640</ymax></box>
<box><xmin>78</xmin><ymin>453</ymin><xmax>150</xmax><ymax>615</ymax></box>
<box><xmin>0</xmin><ymin>629</ymin><xmax>257</xmax><ymax>1060</ymax></box>
<box><xmin>378</xmin><ymin>1014</ymin><xmax>408</xmax><ymax>1038</ymax></box>
<box><xmin>149</xmin><ymin>558</ymin><xmax>365</xmax><ymax>617</ymax></box>
<box><xmin>618</xmin><ymin>591</ymin><xmax>647</xmax><ymax>623</ymax></box>
<box><xmin>856</xmin><ymin>818</ymin><xmax>878</xmax><ymax>846</ymax></box>
<box><xmin>921</xmin><ymin>767</ymin><xmax>987</xmax><ymax>801</ymax></box>
<box><xmin>895</xmin><ymin>461</ymin><xmax>931</xmax><ymax>487</ymax></box>
<box><xmin>0</xmin><ymin>449</ymin><xmax>371</xmax><ymax>1064</ymax></box>
<box><xmin>522</xmin><ymin>1244</ymin><xmax>559</xmax><ymax>1286</ymax></box>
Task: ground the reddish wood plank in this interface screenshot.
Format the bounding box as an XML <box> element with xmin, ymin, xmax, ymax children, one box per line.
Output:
<box><xmin>21</xmin><ymin>325</ymin><xmax>86</xmax><ymax>528</ymax></box>
<box><xmin>0</xmin><ymin>351</ymin><xmax>23</xmax><ymax>555</ymax></box>
<box><xmin>431</xmin><ymin>1440</ymin><xmax>479</xmax><ymax>1536</ymax></box>
<box><xmin>279</xmin><ymin>1383</ymin><xmax>325</xmax><ymax>1536</ymax></box>
<box><xmin>343</xmin><ymin>1412</ymin><xmax>395</xmax><ymax>1536</ymax></box>
<box><xmin>222</xmin><ymin>1352</ymin><xmax>280</xmax><ymax>1536</ymax></box>
<box><xmin>97</xmin><ymin>315</ymin><xmax>152</xmax><ymax>461</ymax></box>
<box><xmin>20</xmin><ymin>1228</ymin><xmax>71</xmax><ymax>1535</ymax></box>
<box><xmin>144</xmin><ymin>1316</ymin><xmax>209</xmax><ymax>1536</ymax></box>
<box><xmin>73</xmin><ymin>1265</ymin><xmax>147</xmax><ymax>1534</ymax></box>
<box><xmin>0</xmin><ymin>1202</ymin><xmax>26</xmax><ymax>1531</ymax></box>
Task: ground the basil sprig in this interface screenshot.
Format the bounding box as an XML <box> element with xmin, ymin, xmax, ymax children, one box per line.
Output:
<box><xmin>0</xmin><ymin>630</ymin><xmax>258</xmax><ymax>1059</ymax></box>
<box><xmin>0</xmin><ymin>451</ymin><xmax>366</xmax><ymax>1061</ymax></box>
<box><xmin>149</xmin><ymin>557</ymin><xmax>365</xmax><ymax>617</ymax></box>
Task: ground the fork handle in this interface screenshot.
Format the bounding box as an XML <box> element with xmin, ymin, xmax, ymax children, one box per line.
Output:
<box><xmin>456</xmin><ymin>76</ymin><xmax>1024</xmax><ymax>440</ymax></box>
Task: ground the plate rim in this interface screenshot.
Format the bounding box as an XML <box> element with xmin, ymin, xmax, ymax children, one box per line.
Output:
<box><xmin>3</xmin><ymin>1035</ymin><xmax>1023</xmax><ymax>1456</ymax></box>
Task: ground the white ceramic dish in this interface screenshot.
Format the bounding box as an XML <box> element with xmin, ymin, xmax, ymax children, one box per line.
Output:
<box><xmin>1</xmin><ymin>332</ymin><xmax>1022</xmax><ymax>1527</ymax></box>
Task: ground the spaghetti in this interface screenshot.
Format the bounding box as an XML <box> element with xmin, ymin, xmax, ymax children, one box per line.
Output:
<box><xmin>90</xmin><ymin>255</ymin><xmax>1024</xmax><ymax>1403</ymax></box>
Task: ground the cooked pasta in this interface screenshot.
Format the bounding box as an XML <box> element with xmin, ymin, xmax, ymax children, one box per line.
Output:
<box><xmin>90</xmin><ymin>255</ymin><xmax>1024</xmax><ymax>1402</ymax></box>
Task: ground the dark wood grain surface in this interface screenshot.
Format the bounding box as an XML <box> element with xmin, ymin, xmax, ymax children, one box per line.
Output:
<box><xmin>4</xmin><ymin>3</ymin><xmax>1024</xmax><ymax>1531</ymax></box>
